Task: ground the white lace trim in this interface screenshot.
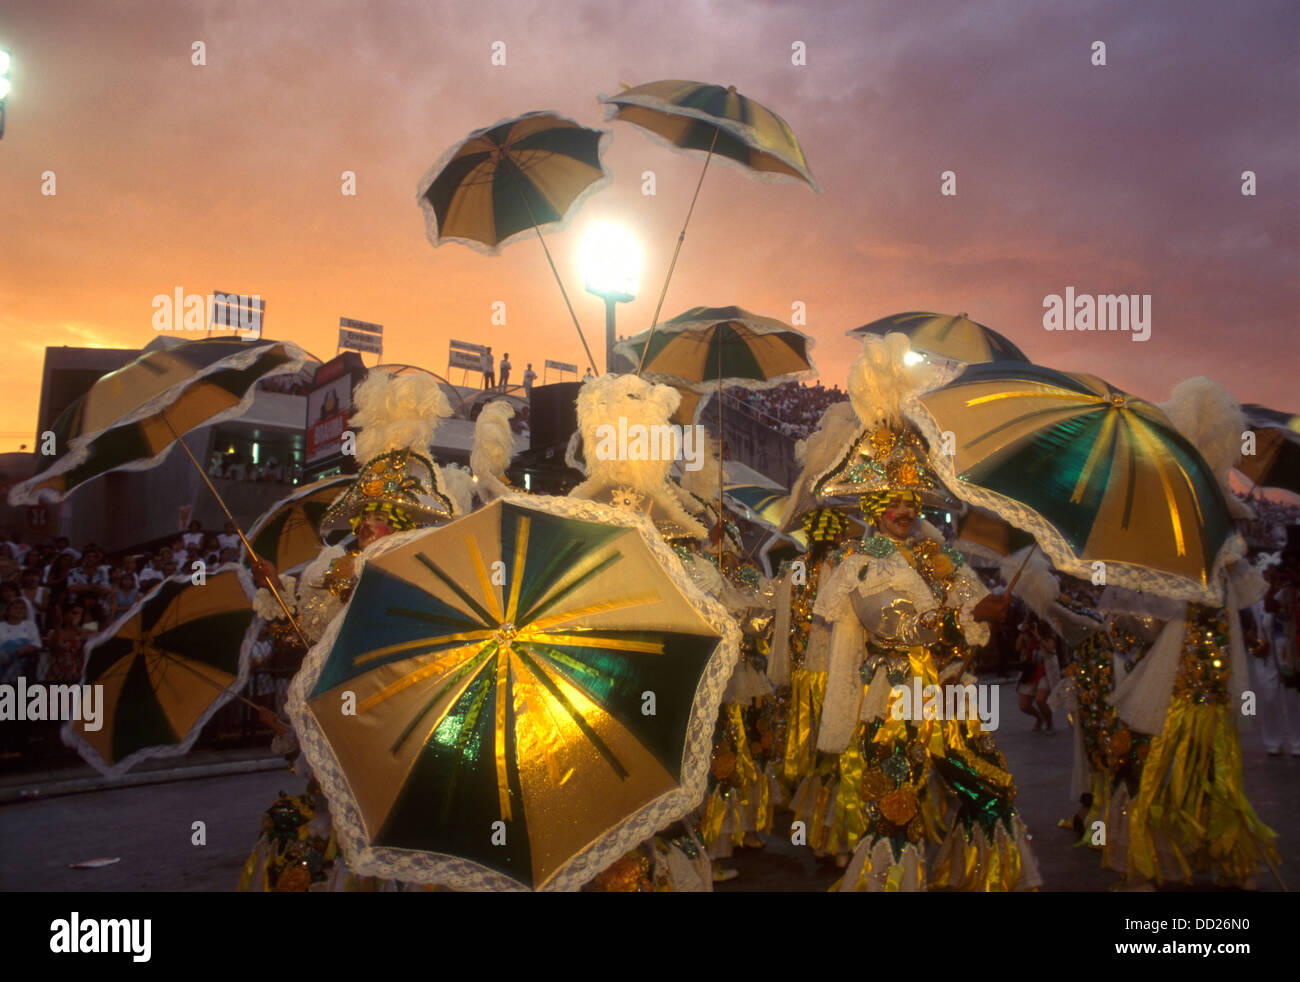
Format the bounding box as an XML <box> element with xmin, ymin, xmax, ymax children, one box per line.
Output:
<box><xmin>10</xmin><ymin>342</ymin><xmax>313</xmax><ymax>506</ymax></box>
<box><xmin>286</xmin><ymin>493</ymin><xmax>741</xmax><ymax>891</ymax></box>
<box><xmin>61</xmin><ymin>565</ymin><xmax>259</xmax><ymax>778</ymax></box>
<box><xmin>903</xmin><ymin>390</ymin><xmax>1246</xmax><ymax>606</ymax></box>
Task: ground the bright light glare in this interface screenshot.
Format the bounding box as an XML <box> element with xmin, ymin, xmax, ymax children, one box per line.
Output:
<box><xmin>903</xmin><ymin>350</ymin><xmax>925</xmax><ymax>366</ymax></box>
<box><xmin>0</xmin><ymin>51</ymin><xmax>9</xmax><ymax>75</ymax></box>
<box><xmin>579</xmin><ymin>222</ymin><xmax>641</xmax><ymax>301</ymax></box>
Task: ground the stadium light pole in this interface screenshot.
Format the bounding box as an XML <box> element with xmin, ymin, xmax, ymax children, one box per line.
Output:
<box><xmin>579</xmin><ymin>223</ymin><xmax>641</xmax><ymax>374</ymax></box>
<box><xmin>0</xmin><ymin>50</ymin><xmax>10</xmax><ymax>139</ymax></box>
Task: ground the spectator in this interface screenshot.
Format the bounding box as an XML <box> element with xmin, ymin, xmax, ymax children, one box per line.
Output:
<box><xmin>45</xmin><ymin>602</ymin><xmax>90</xmax><ymax>682</ymax></box>
<box><xmin>523</xmin><ymin>363</ymin><xmax>538</xmax><ymax>395</ymax></box>
<box><xmin>217</xmin><ymin>522</ymin><xmax>240</xmax><ymax>554</ymax></box>
<box><xmin>182</xmin><ymin>519</ymin><xmax>204</xmax><ymax>550</ymax></box>
<box><xmin>120</xmin><ymin>556</ymin><xmax>141</xmax><ymax>591</ymax></box>
<box><xmin>54</xmin><ymin>536</ymin><xmax>81</xmax><ymax>561</ymax></box>
<box><xmin>108</xmin><ymin>569</ymin><xmax>140</xmax><ymax>620</ymax></box>
<box><xmin>0</xmin><ymin>598</ymin><xmax>41</xmax><ymax>684</ymax></box>
<box><xmin>499</xmin><ymin>352</ymin><xmax>512</xmax><ymax>389</ymax></box>
<box><xmin>482</xmin><ymin>347</ymin><xmax>496</xmax><ymax>389</ymax></box>
<box><xmin>201</xmin><ymin>534</ymin><xmax>222</xmax><ymax>565</ymax></box>
<box><xmin>19</xmin><ymin>571</ymin><xmax>47</xmax><ymax>624</ymax></box>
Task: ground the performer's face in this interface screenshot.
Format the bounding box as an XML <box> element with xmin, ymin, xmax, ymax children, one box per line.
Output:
<box><xmin>357</xmin><ymin>512</ymin><xmax>395</xmax><ymax>548</ymax></box>
<box><xmin>878</xmin><ymin>496</ymin><xmax>917</xmax><ymax>539</ymax></box>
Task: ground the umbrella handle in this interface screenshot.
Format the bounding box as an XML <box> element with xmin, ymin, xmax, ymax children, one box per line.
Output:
<box><xmin>1005</xmin><ymin>543</ymin><xmax>1039</xmax><ymax>593</ymax></box>
<box><xmin>159</xmin><ymin>411</ymin><xmax>313</xmax><ymax>649</ymax></box>
<box><xmin>637</xmin><ymin>126</ymin><xmax>721</xmax><ymax>376</ymax></box>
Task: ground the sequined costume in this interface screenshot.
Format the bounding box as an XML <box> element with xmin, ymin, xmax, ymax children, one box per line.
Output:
<box><xmin>689</xmin><ymin>546</ymin><xmax>780</xmax><ymax>859</ymax></box>
<box><xmin>242</xmin><ymin>369</ymin><xmax>461</xmax><ymax>892</ymax></box>
<box><xmin>1052</xmin><ymin>609</ymin><xmax>1157</xmax><ymax>867</ymax></box>
<box><xmin>1107</xmin><ymin>600</ymin><xmax>1281</xmax><ymax>887</ymax></box>
<box><xmin>816</xmin><ymin>532</ymin><xmax>1042</xmax><ymax>890</ymax></box>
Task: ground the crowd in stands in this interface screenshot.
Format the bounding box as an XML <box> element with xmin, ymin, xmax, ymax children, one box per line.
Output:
<box><xmin>207</xmin><ymin>452</ymin><xmax>301</xmax><ymax>483</ymax></box>
<box><xmin>727</xmin><ymin>381</ymin><xmax>848</xmax><ymax>440</ymax></box>
<box><xmin>1239</xmin><ymin>496</ymin><xmax>1300</xmax><ymax>549</ymax></box>
<box><xmin>0</xmin><ymin>521</ymin><xmax>245</xmax><ymax>686</ymax></box>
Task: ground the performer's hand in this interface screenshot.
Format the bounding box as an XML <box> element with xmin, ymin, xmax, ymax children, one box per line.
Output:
<box><xmin>256</xmin><ymin>706</ymin><xmax>288</xmax><ymax>735</ymax></box>
<box><xmin>973</xmin><ymin>591</ymin><xmax>1012</xmax><ymax>623</ymax></box>
<box><xmin>251</xmin><ymin>559</ymin><xmax>278</xmax><ymax>590</ymax></box>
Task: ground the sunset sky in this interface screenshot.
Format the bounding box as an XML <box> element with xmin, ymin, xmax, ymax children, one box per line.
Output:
<box><xmin>1</xmin><ymin>0</ymin><xmax>1296</xmax><ymax>452</ymax></box>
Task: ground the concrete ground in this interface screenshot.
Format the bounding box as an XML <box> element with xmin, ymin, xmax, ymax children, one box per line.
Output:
<box><xmin>0</xmin><ymin>679</ymin><xmax>1295</xmax><ymax>891</ymax></box>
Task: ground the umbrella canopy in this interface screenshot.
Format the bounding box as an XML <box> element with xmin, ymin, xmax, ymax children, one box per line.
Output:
<box><xmin>9</xmin><ymin>338</ymin><xmax>313</xmax><ymax>505</ymax></box>
<box><xmin>416</xmin><ymin>111</ymin><xmax>608</xmax><ymax>374</ymax></box>
<box><xmin>906</xmin><ymin>362</ymin><xmax>1242</xmax><ymax>603</ymax></box>
<box><xmin>245</xmin><ymin>475</ymin><xmax>353</xmax><ymax>569</ymax></box>
<box><xmin>62</xmin><ymin>566</ymin><xmax>257</xmax><ymax>777</ymax></box>
<box><xmin>417</xmin><ymin>111</ymin><xmax>611</xmax><ymax>256</ymax></box>
<box><xmin>288</xmin><ymin>496</ymin><xmax>739</xmax><ymax>891</ymax></box>
<box><xmin>723</xmin><ymin>483</ymin><xmax>789</xmax><ymax>533</ymax></box>
<box><xmin>600</xmin><ymin>80</ymin><xmax>819</xmax><ymax>191</ymax></box>
<box><xmin>613</xmin><ymin>305</ymin><xmax>815</xmax><ymax>392</ymax></box>
<box><xmin>1237</xmin><ymin>423</ymin><xmax>1300</xmax><ymax>496</ymax></box>
<box><xmin>847</xmin><ymin>311</ymin><xmax>1030</xmax><ymax>365</ymax></box>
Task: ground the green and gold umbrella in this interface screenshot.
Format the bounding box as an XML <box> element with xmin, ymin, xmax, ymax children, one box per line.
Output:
<box><xmin>600</xmin><ymin>80</ymin><xmax>818</xmax><ymax>362</ymax></box>
<box><xmin>417</xmin><ymin>111</ymin><xmax>610</xmax><ymax>373</ymax></box>
<box><xmin>613</xmin><ymin>305</ymin><xmax>816</xmax><ymax>393</ymax></box>
<box><xmin>245</xmin><ymin>475</ymin><xmax>353</xmax><ymax>571</ymax></box>
<box><xmin>62</xmin><ymin>566</ymin><xmax>258</xmax><ymax>777</ymax></box>
<box><xmin>8</xmin><ymin>337</ymin><xmax>314</xmax><ymax>505</ymax></box>
<box><xmin>1237</xmin><ymin>416</ymin><xmax>1300</xmax><ymax>496</ymax></box>
<box><xmin>723</xmin><ymin>483</ymin><xmax>789</xmax><ymax>533</ymax></box>
<box><xmin>288</xmin><ymin>497</ymin><xmax>739</xmax><ymax>891</ymax></box>
<box><xmin>848</xmin><ymin>311</ymin><xmax>1030</xmax><ymax>365</ymax></box>
<box><xmin>906</xmin><ymin>362</ymin><xmax>1242</xmax><ymax>602</ymax></box>
<box><xmin>600</xmin><ymin>79</ymin><xmax>818</xmax><ymax>191</ymax></box>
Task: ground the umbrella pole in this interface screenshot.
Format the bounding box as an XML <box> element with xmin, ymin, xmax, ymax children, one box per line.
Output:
<box><xmin>636</xmin><ymin>127</ymin><xmax>721</xmax><ymax>375</ymax></box>
<box><xmin>159</xmin><ymin>412</ymin><xmax>312</xmax><ymax>649</ymax></box>
<box><xmin>716</xmin><ymin>332</ymin><xmax>724</xmax><ymax>565</ymax></box>
<box><xmin>503</xmin><ymin>167</ymin><xmax>601</xmax><ymax>376</ymax></box>
<box><xmin>1005</xmin><ymin>543</ymin><xmax>1039</xmax><ymax>593</ymax></box>
<box><xmin>151</xmin><ymin>648</ymin><xmax>266</xmax><ymax>713</ymax></box>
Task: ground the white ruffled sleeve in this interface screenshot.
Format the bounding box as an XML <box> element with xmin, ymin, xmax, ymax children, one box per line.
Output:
<box><xmin>949</xmin><ymin>561</ymin><xmax>991</xmax><ymax>650</ymax></box>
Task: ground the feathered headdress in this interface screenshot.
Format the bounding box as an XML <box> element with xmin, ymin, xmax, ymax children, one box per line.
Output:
<box><xmin>320</xmin><ymin>370</ymin><xmax>456</xmax><ymax>535</ymax></box>
<box><xmin>1156</xmin><ymin>377</ymin><xmax>1252</xmax><ymax>519</ymax></box>
<box><xmin>568</xmin><ymin>373</ymin><xmax>706</xmax><ymax>540</ymax></box>
<box><xmin>470</xmin><ymin>400</ymin><xmax>517</xmax><ymax>501</ymax></box>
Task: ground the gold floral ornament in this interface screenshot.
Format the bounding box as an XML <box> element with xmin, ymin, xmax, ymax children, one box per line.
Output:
<box><xmin>320</xmin><ymin>448</ymin><xmax>454</xmax><ymax>537</ymax></box>
<box><xmin>861</xmin><ymin>767</ymin><xmax>895</xmax><ymax>800</ymax></box>
<box><xmin>878</xmin><ymin>787</ymin><xmax>920</xmax><ymax>826</ymax></box>
<box><xmin>1109</xmin><ymin>727</ymin><xmax>1132</xmax><ymax>758</ymax></box>
<box><xmin>817</xmin><ymin>421</ymin><xmax>954</xmax><ymax>509</ymax></box>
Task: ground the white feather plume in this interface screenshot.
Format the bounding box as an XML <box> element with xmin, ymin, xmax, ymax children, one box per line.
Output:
<box><xmin>439</xmin><ymin>463</ymin><xmax>476</xmax><ymax>516</ymax></box>
<box><xmin>998</xmin><ymin>546</ymin><xmax>1059</xmax><ymax>620</ymax></box>
<box><xmin>1156</xmin><ymin>376</ymin><xmax>1251</xmax><ymax>517</ymax></box>
<box><xmin>351</xmin><ymin>370</ymin><xmax>453</xmax><ymax>464</ymax></box>
<box><xmin>470</xmin><ymin>401</ymin><xmax>517</xmax><ymax>500</ymax></box>
<box><xmin>846</xmin><ymin>332</ymin><xmax>937</xmax><ymax>428</ymax></box>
